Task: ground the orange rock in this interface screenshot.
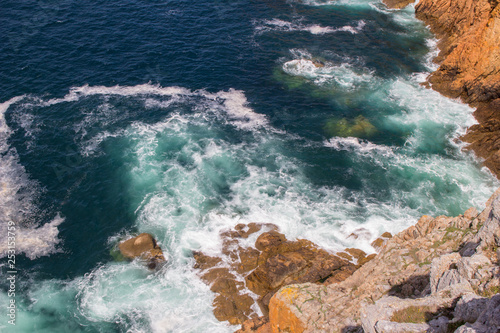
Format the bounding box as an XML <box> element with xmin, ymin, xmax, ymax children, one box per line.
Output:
<box><xmin>255</xmin><ymin>231</ymin><xmax>287</xmax><ymax>251</ymax></box>
<box><xmin>193</xmin><ymin>224</ymin><xmax>359</xmax><ymax>326</ymax></box>
<box><xmin>269</xmin><ymin>287</ymin><xmax>305</xmax><ymax>333</ymax></box>
<box><xmin>118</xmin><ymin>233</ymin><xmax>165</xmax><ymax>265</ymax></box>
<box><xmin>236</xmin><ymin>317</ymin><xmax>272</xmax><ymax>333</ymax></box>
<box><xmin>382</xmin><ymin>0</ymin><xmax>414</xmax><ymax>9</ymax></box>
<box><xmin>345</xmin><ymin>248</ymin><xmax>367</xmax><ymax>262</ymax></box>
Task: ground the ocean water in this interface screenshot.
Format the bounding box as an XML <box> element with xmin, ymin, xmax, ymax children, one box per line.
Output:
<box><xmin>0</xmin><ymin>0</ymin><xmax>498</xmax><ymax>332</ymax></box>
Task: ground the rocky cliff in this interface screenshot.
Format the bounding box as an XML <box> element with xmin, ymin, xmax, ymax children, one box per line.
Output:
<box><xmin>266</xmin><ymin>188</ymin><xmax>500</xmax><ymax>332</ymax></box>
<box><xmin>387</xmin><ymin>0</ymin><xmax>500</xmax><ymax>176</ymax></box>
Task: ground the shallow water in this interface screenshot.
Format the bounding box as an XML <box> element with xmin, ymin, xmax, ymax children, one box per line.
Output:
<box><xmin>0</xmin><ymin>0</ymin><xmax>497</xmax><ymax>332</ymax></box>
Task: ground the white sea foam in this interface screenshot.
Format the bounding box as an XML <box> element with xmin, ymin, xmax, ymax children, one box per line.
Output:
<box><xmin>3</xmin><ymin>75</ymin><xmax>497</xmax><ymax>332</ymax></box>
<box><xmin>297</xmin><ymin>0</ymin><xmax>376</xmax><ymax>9</ymax></box>
<box><xmin>44</xmin><ymin>84</ymin><xmax>193</xmax><ymax>106</ymax></box>
<box><xmin>386</xmin><ymin>78</ymin><xmax>477</xmax><ymax>137</ymax></box>
<box><xmin>255</xmin><ymin>18</ymin><xmax>366</xmax><ymax>35</ymax></box>
<box><xmin>0</xmin><ymin>96</ymin><xmax>63</xmax><ymax>260</ymax></box>
<box><xmin>11</xmin><ymin>84</ymin><xmax>269</xmax><ymax>156</ymax></box>
<box><xmin>282</xmin><ymin>56</ymin><xmax>373</xmax><ymax>88</ymax></box>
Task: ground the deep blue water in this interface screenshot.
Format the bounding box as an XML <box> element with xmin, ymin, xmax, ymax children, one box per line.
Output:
<box><xmin>0</xmin><ymin>0</ymin><xmax>498</xmax><ymax>332</ymax></box>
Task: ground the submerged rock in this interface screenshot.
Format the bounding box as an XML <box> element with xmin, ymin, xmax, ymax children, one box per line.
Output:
<box><xmin>118</xmin><ymin>233</ymin><xmax>165</xmax><ymax>268</ymax></box>
<box><xmin>324</xmin><ymin>115</ymin><xmax>377</xmax><ymax>138</ymax></box>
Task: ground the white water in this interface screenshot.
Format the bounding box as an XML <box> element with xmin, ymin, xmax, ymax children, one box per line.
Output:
<box><xmin>254</xmin><ymin>18</ymin><xmax>366</xmax><ymax>35</ymax></box>
<box><xmin>0</xmin><ymin>97</ymin><xmax>62</xmax><ymax>260</ymax></box>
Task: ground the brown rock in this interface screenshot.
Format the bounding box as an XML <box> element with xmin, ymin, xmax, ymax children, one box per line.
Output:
<box><xmin>337</xmin><ymin>251</ymin><xmax>353</xmax><ymax>261</ymax></box>
<box><xmin>236</xmin><ymin>317</ymin><xmax>272</xmax><ymax>333</ymax></box>
<box><xmin>118</xmin><ymin>233</ymin><xmax>165</xmax><ymax>264</ymax></box>
<box><xmin>324</xmin><ymin>265</ymin><xmax>358</xmax><ymax>285</ymax></box>
<box><xmin>383</xmin><ymin>0</ymin><xmax>415</xmax><ymax>9</ymax></box>
<box><xmin>359</xmin><ymin>253</ymin><xmax>377</xmax><ymax>266</ymax></box>
<box><xmin>345</xmin><ymin>248</ymin><xmax>367</xmax><ymax>263</ymax></box>
<box><xmin>213</xmin><ymin>293</ymin><xmax>254</xmax><ymax>325</ymax></box>
<box><xmin>193</xmin><ymin>251</ymin><xmax>222</xmax><ymax>270</ymax></box>
<box><xmin>234</xmin><ymin>247</ymin><xmax>260</xmax><ymax>274</ymax></box>
<box><xmin>193</xmin><ymin>224</ymin><xmax>359</xmax><ymax>326</ymax></box>
<box><xmin>255</xmin><ymin>231</ymin><xmax>286</xmax><ymax>251</ymax></box>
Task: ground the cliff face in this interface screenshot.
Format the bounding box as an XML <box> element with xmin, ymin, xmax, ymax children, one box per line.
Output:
<box><xmin>386</xmin><ymin>0</ymin><xmax>500</xmax><ymax>176</ymax></box>
<box><xmin>417</xmin><ymin>0</ymin><xmax>500</xmax><ymax>99</ymax></box>
<box><xmin>268</xmin><ymin>188</ymin><xmax>500</xmax><ymax>332</ymax></box>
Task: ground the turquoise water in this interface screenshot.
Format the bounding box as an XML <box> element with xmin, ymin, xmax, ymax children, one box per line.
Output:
<box><xmin>0</xmin><ymin>1</ymin><xmax>498</xmax><ymax>332</ymax></box>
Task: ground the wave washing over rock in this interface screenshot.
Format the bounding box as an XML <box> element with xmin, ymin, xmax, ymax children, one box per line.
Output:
<box><xmin>244</xmin><ymin>1</ymin><xmax>500</xmax><ymax>332</ymax></box>
<box><xmin>2</xmin><ymin>0</ymin><xmax>500</xmax><ymax>332</ymax></box>
<box><xmin>259</xmin><ymin>187</ymin><xmax>500</xmax><ymax>333</ymax></box>
<box><xmin>388</xmin><ymin>0</ymin><xmax>500</xmax><ymax>178</ymax></box>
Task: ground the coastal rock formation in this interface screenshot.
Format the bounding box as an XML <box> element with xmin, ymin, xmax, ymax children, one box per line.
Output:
<box><xmin>384</xmin><ymin>0</ymin><xmax>500</xmax><ymax>177</ymax></box>
<box><xmin>118</xmin><ymin>233</ymin><xmax>165</xmax><ymax>268</ymax></box>
<box><xmin>266</xmin><ymin>188</ymin><xmax>500</xmax><ymax>332</ymax></box>
<box><xmin>192</xmin><ymin>223</ymin><xmax>364</xmax><ymax>326</ymax></box>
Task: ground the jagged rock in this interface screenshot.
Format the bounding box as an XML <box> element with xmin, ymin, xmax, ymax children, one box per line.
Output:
<box><xmin>428</xmin><ymin>316</ymin><xmax>449</xmax><ymax>333</ymax></box>
<box><xmin>324</xmin><ymin>265</ymin><xmax>358</xmax><ymax>285</ymax></box>
<box><xmin>454</xmin><ymin>293</ymin><xmax>490</xmax><ymax>323</ymax></box>
<box><xmin>360</xmin><ymin>295</ymin><xmax>456</xmax><ymax>333</ymax></box>
<box><xmin>268</xmin><ymin>285</ymin><xmax>308</xmax><ymax>333</ymax></box>
<box><xmin>255</xmin><ymin>231</ymin><xmax>286</xmax><ymax>252</ymax></box>
<box><xmin>246</xmin><ymin>235</ymin><xmax>353</xmax><ymax>313</ymax></box>
<box><xmin>457</xmin><ymin>255</ymin><xmax>493</xmax><ymax>281</ymax></box>
<box><xmin>236</xmin><ymin>316</ymin><xmax>271</xmax><ymax>333</ymax></box>
<box><xmin>384</xmin><ymin>0</ymin><xmax>500</xmax><ymax>177</ymax></box>
<box><xmin>474</xmin><ymin>195</ymin><xmax>500</xmax><ymax>250</ymax></box>
<box><xmin>430</xmin><ymin>253</ymin><xmax>461</xmax><ymax>293</ymax></box>
<box><xmin>464</xmin><ymin>207</ymin><xmax>479</xmax><ymax>221</ymax></box>
<box><xmin>455</xmin><ymin>294</ymin><xmax>500</xmax><ymax>333</ymax></box>
<box><xmin>382</xmin><ymin>0</ymin><xmax>414</xmax><ymax>9</ymax></box>
<box><xmin>371</xmin><ymin>232</ymin><xmax>393</xmax><ymax>252</ymax></box>
<box><xmin>435</xmin><ymin>269</ymin><xmax>466</xmax><ymax>293</ymax></box>
<box><xmin>192</xmin><ymin>223</ymin><xmax>357</xmax><ymax>326</ymax></box>
<box><xmin>118</xmin><ymin>233</ymin><xmax>165</xmax><ymax>267</ymax></box>
<box><xmin>266</xmin><ymin>190</ymin><xmax>500</xmax><ymax>332</ymax></box>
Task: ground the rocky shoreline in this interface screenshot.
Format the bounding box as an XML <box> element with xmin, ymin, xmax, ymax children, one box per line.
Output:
<box><xmin>388</xmin><ymin>0</ymin><xmax>500</xmax><ymax>177</ymax></box>
<box><xmin>206</xmin><ymin>1</ymin><xmax>500</xmax><ymax>331</ymax></box>
<box><xmin>115</xmin><ymin>2</ymin><xmax>500</xmax><ymax>331</ymax></box>
<box><xmin>191</xmin><ymin>223</ymin><xmax>382</xmax><ymax>328</ymax></box>
<box><xmin>240</xmin><ymin>188</ymin><xmax>500</xmax><ymax>333</ymax></box>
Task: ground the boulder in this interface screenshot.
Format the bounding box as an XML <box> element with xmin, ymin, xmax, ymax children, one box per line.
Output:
<box><xmin>454</xmin><ymin>293</ymin><xmax>489</xmax><ymax>323</ymax></box>
<box><xmin>118</xmin><ymin>233</ymin><xmax>165</xmax><ymax>267</ymax></box>
<box><xmin>455</xmin><ymin>294</ymin><xmax>500</xmax><ymax>333</ymax></box>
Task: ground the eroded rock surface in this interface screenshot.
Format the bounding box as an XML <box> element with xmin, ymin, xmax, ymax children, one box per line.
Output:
<box><xmin>267</xmin><ymin>189</ymin><xmax>500</xmax><ymax>332</ymax></box>
<box><xmin>192</xmin><ymin>223</ymin><xmax>363</xmax><ymax>327</ymax></box>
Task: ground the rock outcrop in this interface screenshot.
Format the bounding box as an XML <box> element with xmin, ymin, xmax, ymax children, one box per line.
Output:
<box><xmin>384</xmin><ymin>0</ymin><xmax>500</xmax><ymax>177</ymax></box>
<box><xmin>266</xmin><ymin>188</ymin><xmax>500</xmax><ymax>332</ymax></box>
<box><xmin>192</xmin><ymin>223</ymin><xmax>368</xmax><ymax>327</ymax></box>
<box><xmin>118</xmin><ymin>233</ymin><xmax>165</xmax><ymax>268</ymax></box>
